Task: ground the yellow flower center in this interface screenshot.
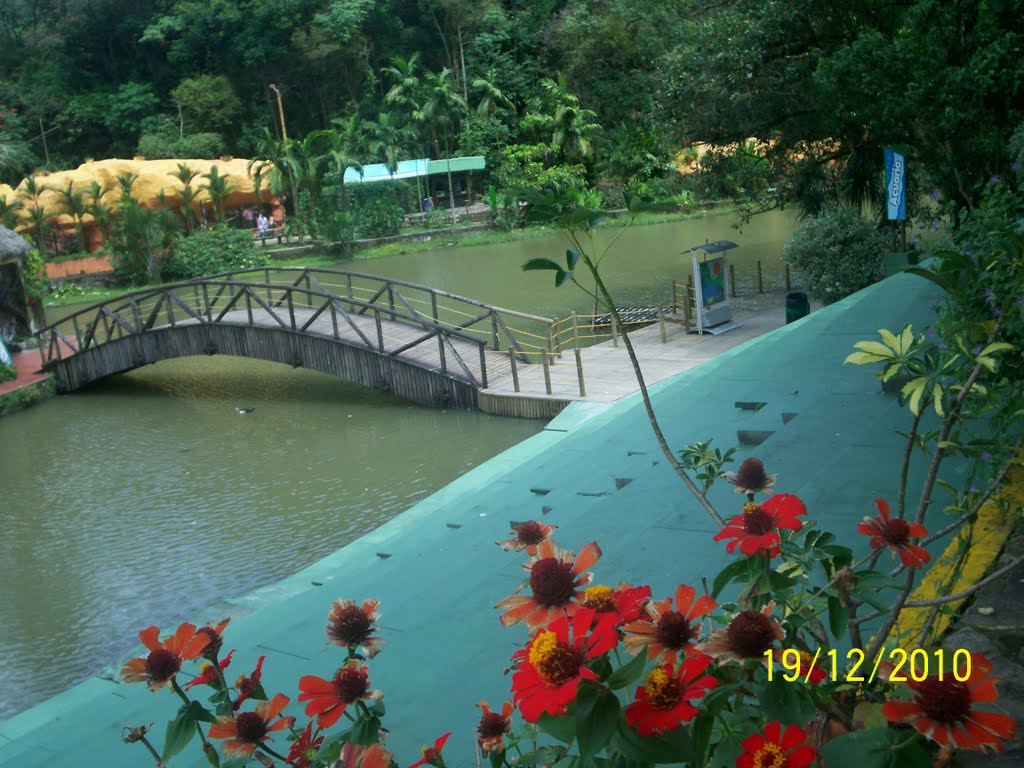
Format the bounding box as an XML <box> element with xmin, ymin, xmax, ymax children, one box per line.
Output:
<box><xmin>752</xmin><ymin>743</ymin><xmax>786</xmax><ymax>768</ymax></box>
<box><xmin>528</xmin><ymin>631</ymin><xmax>580</xmax><ymax>685</ymax></box>
<box><xmin>743</xmin><ymin>501</ymin><xmax>760</xmax><ymax>513</ymax></box>
<box><xmin>583</xmin><ymin>585</ymin><xmax>615</xmax><ymax>611</ymax></box>
<box><xmin>642</xmin><ymin>667</ymin><xmax>681</xmax><ymax>709</ymax></box>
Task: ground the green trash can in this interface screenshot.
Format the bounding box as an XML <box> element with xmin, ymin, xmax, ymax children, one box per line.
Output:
<box><xmin>786</xmin><ymin>292</ymin><xmax>810</xmax><ymax>324</ymax></box>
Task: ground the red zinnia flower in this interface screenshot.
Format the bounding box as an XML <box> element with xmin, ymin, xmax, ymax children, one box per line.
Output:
<box><xmin>286</xmin><ymin>722</ymin><xmax>324</xmax><ymax>768</ymax></box>
<box><xmin>714</xmin><ymin>495</ymin><xmax>806</xmax><ymax>558</ymax></box>
<box><xmin>792</xmin><ymin>650</ymin><xmax>826</xmax><ymax>684</ymax></box>
<box><xmin>233</xmin><ymin>655</ymin><xmax>266</xmax><ymax>710</ymax></box>
<box><xmin>737</xmin><ymin>721</ymin><xmax>817</xmax><ymax>768</ymax></box>
<box><xmin>120</xmin><ymin>623</ymin><xmax>211</xmax><ymax>692</ymax></box>
<box><xmin>408</xmin><ymin>733</ymin><xmax>451</xmax><ymax>768</ymax></box>
<box><xmin>625</xmin><ymin>655</ymin><xmax>717</xmax><ymax>736</ymax></box>
<box><xmin>497</xmin><ymin>520</ymin><xmax>557</xmax><ymax>555</ymax></box>
<box><xmin>882</xmin><ymin>652</ymin><xmax>1016</xmax><ymax>752</ymax></box>
<box><xmin>298</xmin><ymin>659</ymin><xmax>383</xmax><ymax>729</ymax></box>
<box><xmin>623</xmin><ymin>583</ymin><xmax>716</xmax><ymax>664</ymax></box>
<box><xmin>857</xmin><ymin>499</ymin><xmax>930</xmax><ymax>568</ymax></box>
<box><xmin>477</xmin><ymin>699</ymin><xmax>514</xmax><ymax>753</ymax></box>
<box><xmin>511</xmin><ymin>607</ymin><xmax>618</xmax><ymax>722</ymax></box>
<box><xmin>582</xmin><ymin>583</ymin><xmax>652</xmax><ymax>626</ymax></box>
<box><xmin>496</xmin><ymin>539</ymin><xmax>601</xmax><ymax>631</ymax></box>
<box><xmin>184</xmin><ymin>649</ymin><xmax>235</xmax><ymax>691</ymax></box>
<box><xmin>339</xmin><ymin>741</ymin><xmax>394</xmax><ymax>768</ymax></box>
<box><xmin>326</xmin><ymin>598</ymin><xmax>384</xmax><ymax>658</ymax></box>
<box><xmin>696</xmin><ymin>601</ymin><xmax>784</xmax><ymax>665</ymax></box>
<box><xmin>208</xmin><ymin>692</ymin><xmax>294</xmax><ymax>758</ymax></box>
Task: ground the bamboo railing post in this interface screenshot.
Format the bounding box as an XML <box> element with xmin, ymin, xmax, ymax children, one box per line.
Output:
<box><xmin>509</xmin><ymin>349</ymin><xmax>520</xmax><ymax>392</ymax></box>
<box><xmin>542</xmin><ymin>353</ymin><xmax>552</xmax><ymax>394</ymax></box>
<box><xmin>611</xmin><ymin>314</ymin><xmax>619</xmax><ymax>348</ymax></box>
<box><xmin>72</xmin><ymin>316</ymin><xmax>82</xmax><ymax>347</ymax></box>
<box><xmin>202</xmin><ymin>284</ymin><xmax>212</xmax><ymax>322</ymax></box>
<box><xmin>571</xmin><ymin>312</ymin><xmax>579</xmax><ymax>349</ymax></box>
<box><xmin>658</xmin><ymin>304</ymin><xmax>667</xmax><ymax>343</ymax></box>
<box><xmin>785</xmin><ymin>265</ymin><xmax>791</xmax><ymax>291</ymax></box>
<box><xmin>479</xmin><ymin>344</ymin><xmax>488</xmax><ymax>389</ymax></box>
<box><xmin>345</xmin><ymin>274</ymin><xmax>353</xmax><ymax>303</ymax></box>
<box><xmin>287</xmin><ymin>291</ymin><xmax>296</xmax><ymax>329</ymax></box>
<box><xmin>245</xmin><ymin>289</ymin><xmax>253</xmax><ymax>325</ymax></box>
<box><xmin>438</xmin><ymin>334</ymin><xmax>447</xmax><ymax>374</ymax></box>
<box><xmin>574</xmin><ymin>348</ymin><xmax>586</xmax><ymax>397</ymax></box>
<box><xmin>431</xmin><ymin>293</ymin><xmax>439</xmax><ymax>324</ymax></box>
<box><xmin>265</xmin><ymin>269</ymin><xmax>272</xmax><ymax>302</ymax></box>
<box><xmin>375</xmin><ymin>312</ymin><xmax>384</xmax><ymax>351</ymax></box>
<box><xmin>546</xmin><ymin>324</ymin><xmax>556</xmax><ymax>359</ymax></box>
<box><xmin>729</xmin><ymin>264</ymin><xmax>737</xmax><ymax>298</ymax></box>
<box><xmin>757</xmin><ymin>260</ymin><xmax>764</xmax><ymax>293</ymax></box>
<box><xmin>491</xmin><ymin>312</ymin><xmax>499</xmax><ymax>350</ymax></box>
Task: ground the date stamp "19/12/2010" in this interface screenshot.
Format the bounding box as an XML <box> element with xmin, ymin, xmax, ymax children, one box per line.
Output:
<box><xmin>764</xmin><ymin>647</ymin><xmax>973</xmax><ymax>685</ymax></box>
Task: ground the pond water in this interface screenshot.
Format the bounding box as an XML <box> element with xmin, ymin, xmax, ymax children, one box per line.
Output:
<box><xmin>0</xmin><ymin>210</ymin><xmax>795</xmax><ymax>721</ymax></box>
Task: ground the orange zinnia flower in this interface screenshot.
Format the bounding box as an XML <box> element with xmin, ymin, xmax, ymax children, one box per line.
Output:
<box><xmin>120</xmin><ymin>623</ymin><xmax>210</xmax><ymax>692</ymax></box>
<box><xmin>496</xmin><ymin>539</ymin><xmax>601</xmax><ymax>631</ymax></box>
<box><xmin>338</xmin><ymin>741</ymin><xmax>394</xmax><ymax>768</ymax></box>
<box><xmin>713</xmin><ymin>494</ymin><xmax>806</xmax><ymax>558</ymax></box>
<box><xmin>857</xmin><ymin>499</ymin><xmax>930</xmax><ymax>568</ymax></box>
<box><xmin>510</xmin><ymin>607</ymin><xmax>618</xmax><ymax>722</ymax></box>
<box><xmin>408</xmin><ymin>733</ymin><xmax>451</xmax><ymax>768</ymax></box>
<box><xmin>737</xmin><ymin>721</ymin><xmax>817</xmax><ymax>768</ymax></box>
<box><xmin>196</xmin><ymin>617</ymin><xmax>230</xmax><ymax>662</ymax></box>
<box><xmin>497</xmin><ymin>520</ymin><xmax>557</xmax><ymax>555</ymax></box>
<box><xmin>581</xmin><ymin>583</ymin><xmax>652</xmax><ymax>626</ymax></box>
<box><xmin>882</xmin><ymin>652</ymin><xmax>1016</xmax><ymax>752</ymax></box>
<box><xmin>696</xmin><ymin>601</ymin><xmax>784</xmax><ymax>665</ymax></box>
<box><xmin>625</xmin><ymin>655</ymin><xmax>717</xmax><ymax>736</ymax></box>
<box><xmin>476</xmin><ymin>699</ymin><xmax>514</xmax><ymax>753</ymax></box>
<box><xmin>208</xmin><ymin>692</ymin><xmax>294</xmax><ymax>758</ymax></box>
<box><xmin>622</xmin><ymin>583</ymin><xmax>716</xmax><ymax>664</ymax></box>
<box><xmin>233</xmin><ymin>655</ymin><xmax>266</xmax><ymax>710</ymax></box>
<box><xmin>298</xmin><ymin>659</ymin><xmax>383</xmax><ymax>729</ymax></box>
<box><xmin>326</xmin><ymin>599</ymin><xmax>384</xmax><ymax>658</ymax></box>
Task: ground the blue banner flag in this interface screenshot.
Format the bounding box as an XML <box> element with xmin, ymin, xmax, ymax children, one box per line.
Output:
<box><xmin>885</xmin><ymin>148</ymin><xmax>906</xmax><ymax>221</ymax></box>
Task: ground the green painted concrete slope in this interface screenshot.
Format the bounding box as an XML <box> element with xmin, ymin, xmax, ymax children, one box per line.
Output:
<box><xmin>0</xmin><ymin>273</ymin><xmax>954</xmax><ymax>768</ymax></box>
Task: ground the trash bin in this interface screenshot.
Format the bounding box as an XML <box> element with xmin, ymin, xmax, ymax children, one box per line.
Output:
<box><xmin>786</xmin><ymin>292</ymin><xmax>810</xmax><ymax>324</ymax></box>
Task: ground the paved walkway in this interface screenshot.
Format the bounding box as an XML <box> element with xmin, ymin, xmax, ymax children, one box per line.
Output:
<box><xmin>2</xmin><ymin>273</ymin><xmax>1015</xmax><ymax>768</ymax></box>
<box><xmin>0</xmin><ymin>347</ymin><xmax>49</xmax><ymax>397</ymax></box>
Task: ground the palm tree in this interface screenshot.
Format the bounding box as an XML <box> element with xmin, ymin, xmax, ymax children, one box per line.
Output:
<box><xmin>249</xmin><ymin>128</ymin><xmax>299</xmax><ymax>220</ymax></box>
<box><xmin>202</xmin><ymin>166</ymin><xmax>237</xmax><ymax>223</ymax></box>
<box><xmin>171</xmin><ymin>163</ymin><xmax>202</xmax><ymax>232</ymax></box>
<box><xmin>0</xmin><ymin>193</ymin><xmax>23</xmax><ymax>230</ymax></box>
<box><xmin>473</xmin><ymin>68</ymin><xmax>514</xmax><ymax>119</ymax></box>
<box><xmin>417</xmin><ymin>68</ymin><xmax>468</xmax><ymax>222</ymax></box>
<box><xmin>20</xmin><ymin>175</ymin><xmax>51</xmax><ymax>252</ymax></box>
<box><xmin>116</xmin><ymin>171</ymin><xmax>139</xmax><ymax>203</ymax></box>
<box><xmin>365</xmin><ymin>112</ymin><xmax>418</xmax><ymax>201</ymax></box>
<box><xmin>541</xmin><ymin>74</ymin><xmax>602</xmax><ymax>163</ymax></box>
<box><xmin>384</xmin><ymin>53</ymin><xmax>425</xmax><ymax>114</ymax></box>
<box><xmin>86</xmin><ymin>181</ymin><xmax>112</xmax><ymax>247</ymax></box>
<box><xmin>284</xmin><ymin>134</ymin><xmax>323</xmax><ymax>235</ymax></box>
<box><xmin>314</xmin><ymin>116</ymin><xmax>364</xmax><ymax>211</ymax></box>
<box><xmin>57</xmin><ymin>181</ymin><xmax>89</xmax><ymax>253</ymax></box>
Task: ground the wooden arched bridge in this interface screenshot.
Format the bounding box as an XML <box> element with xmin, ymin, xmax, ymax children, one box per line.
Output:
<box><xmin>37</xmin><ymin>267</ymin><xmax>559</xmax><ymax>411</ymax></box>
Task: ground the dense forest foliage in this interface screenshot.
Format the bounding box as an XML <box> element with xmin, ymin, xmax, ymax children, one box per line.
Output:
<box><xmin>1</xmin><ymin>0</ymin><xmax>1023</xmax><ymax>219</ymax></box>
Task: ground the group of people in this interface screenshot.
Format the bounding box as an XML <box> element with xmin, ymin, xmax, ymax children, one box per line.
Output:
<box><xmin>242</xmin><ymin>207</ymin><xmax>276</xmax><ymax>236</ymax></box>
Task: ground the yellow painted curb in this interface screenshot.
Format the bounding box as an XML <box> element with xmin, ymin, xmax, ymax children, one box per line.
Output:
<box><xmin>885</xmin><ymin>452</ymin><xmax>1023</xmax><ymax>649</ymax></box>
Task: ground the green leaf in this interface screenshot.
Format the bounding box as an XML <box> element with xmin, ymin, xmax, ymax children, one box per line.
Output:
<box><xmin>489</xmin><ymin>750</ymin><xmax>505</xmax><ymax>768</ymax></box>
<box><xmin>828</xmin><ymin>596</ymin><xmax>849</xmax><ymax>640</ymax></box>
<box><xmin>350</xmin><ymin>715</ymin><xmax>381</xmax><ymax>746</ymax></box>
<box><xmin>757</xmin><ymin>677</ymin><xmax>816</xmax><ymax>726</ymax></box>
<box><xmin>712</xmin><ymin>558</ymin><xmax>750</xmax><ymax>598</ymax></box>
<box><xmin>163</xmin><ymin>705</ymin><xmax>198</xmax><ymax>762</ymax></box>
<box><xmin>204</xmin><ymin>743</ymin><xmax>221</xmax><ymax>767</ymax></box>
<box><xmin>522</xmin><ymin>257</ymin><xmax>563</xmax><ymax>272</ymax></box>
<box><xmin>612</xmin><ymin>720</ymin><xmax>693</xmax><ymax>764</ymax></box>
<box><xmin>844</xmin><ymin>350</ymin><xmax>889</xmax><ymax>366</ymax></box>
<box><xmin>605</xmin><ymin>651</ymin><xmax>647</xmax><ymax>690</ymax></box>
<box><xmin>566</xmin><ymin>249</ymin><xmax>581</xmax><ymax>270</ymax></box>
<box><xmin>852</xmin><ymin>341</ymin><xmax>895</xmax><ymax>358</ymax></box>
<box><xmin>576</xmin><ymin>681</ymin><xmax>619</xmax><ymax>759</ymax></box>
<box><xmin>902</xmin><ymin>377</ymin><xmax>927</xmax><ymax>415</ymax></box>
<box><xmin>186</xmin><ymin>700</ymin><xmax>217</xmax><ymax>724</ymax></box>
<box><xmin>877</xmin><ymin>328</ymin><xmax>900</xmax><ymax>351</ymax></box>
<box><xmin>979</xmin><ymin>342</ymin><xmax>1013</xmax><ymax>356</ymax></box>
<box><xmin>555</xmin><ymin>268</ymin><xmax>573</xmax><ymax>287</ymax></box>
<box><xmin>820</xmin><ymin>728</ymin><xmax>932</xmax><ymax>768</ymax></box>
<box><xmin>537</xmin><ymin>711</ymin><xmax>577</xmax><ymax>744</ymax></box>
<box><xmin>368</xmin><ymin>700</ymin><xmax>386</xmax><ymax>717</ymax></box>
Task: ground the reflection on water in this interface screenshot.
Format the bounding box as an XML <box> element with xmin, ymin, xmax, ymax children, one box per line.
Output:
<box><xmin>0</xmin><ymin>357</ymin><xmax>542</xmax><ymax>720</ymax></box>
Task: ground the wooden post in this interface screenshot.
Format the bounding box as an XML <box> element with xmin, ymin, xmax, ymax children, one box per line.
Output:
<box><xmin>542</xmin><ymin>354</ymin><xmax>552</xmax><ymax>394</ymax></box>
<box><xmin>491</xmin><ymin>312</ymin><xmax>499</xmax><ymax>350</ymax></box>
<box><xmin>546</xmin><ymin>323</ymin><xmax>556</xmax><ymax>359</ymax></box>
<box><xmin>438</xmin><ymin>334</ymin><xmax>447</xmax><ymax>374</ymax></box>
<box><xmin>611</xmin><ymin>314</ymin><xmax>619</xmax><ymax>348</ymax></box>
<box><xmin>658</xmin><ymin>304</ymin><xmax>667</xmax><ymax>343</ymax></box>
<box><xmin>574</xmin><ymin>348</ymin><xmax>586</xmax><ymax>397</ymax></box>
<box><xmin>683</xmin><ymin>286</ymin><xmax>692</xmax><ymax>329</ymax></box>
<box><xmin>729</xmin><ymin>264</ymin><xmax>736</xmax><ymax>298</ymax></box>
<box><xmin>479</xmin><ymin>344</ymin><xmax>488</xmax><ymax>389</ymax></box>
<box><xmin>672</xmin><ymin>280</ymin><xmax>678</xmax><ymax>314</ymax></box>
<box><xmin>431</xmin><ymin>293</ymin><xmax>439</xmax><ymax>324</ymax></box>
<box><xmin>375</xmin><ymin>312</ymin><xmax>384</xmax><ymax>351</ymax></box>
<box><xmin>785</xmin><ymin>265</ymin><xmax>791</xmax><ymax>291</ymax></box>
<box><xmin>509</xmin><ymin>349</ymin><xmax>520</xmax><ymax>392</ymax></box>
<box><xmin>571</xmin><ymin>311</ymin><xmax>579</xmax><ymax>349</ymax></box>
<box><xmin>757</xmin><ymin>260</ymin><xmax>764</xmax><ymax>293</ymax></box>
<box><xmin>265</xmin><ymin>268</ymin><xmax>272</xmax><ymax>302</ymax></box>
